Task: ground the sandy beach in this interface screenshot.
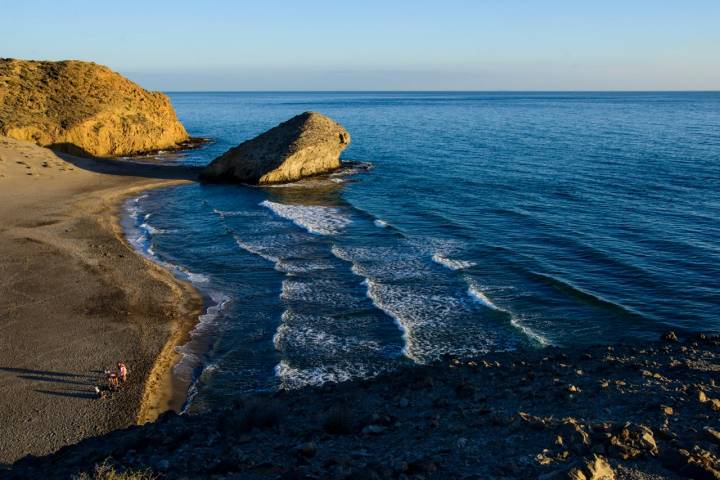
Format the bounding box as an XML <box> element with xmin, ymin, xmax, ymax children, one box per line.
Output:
<box><xmin>0</xmin><ymin>136</ymin><xmax>203</xmax><ymax>464</ymax></box>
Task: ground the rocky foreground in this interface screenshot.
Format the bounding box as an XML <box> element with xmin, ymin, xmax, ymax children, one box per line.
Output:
<box><xmin>0</xmin><ymin>59</ymin><xmax>189</xmax><ymax>157</ymax></box>
<box><xmin>5</xmin><ymin>332</ymin><xmax>720</xmax><ymax>479</ymax></box>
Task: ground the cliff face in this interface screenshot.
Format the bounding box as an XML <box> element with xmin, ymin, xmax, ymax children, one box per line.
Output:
<box><xmin>201</xmin><ymin>111</ymin><xmax>350</xmax><ymax>185</ymax></box>
<box><xmin>0</xmin><ymin>59</ymin><xmax>189</xmax><ymax>157</ymax></box>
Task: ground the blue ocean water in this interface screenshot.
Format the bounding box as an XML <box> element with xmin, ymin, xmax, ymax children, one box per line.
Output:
<box><xmin>123</xmin><ymin>92</ymin><xmax>720</xmax><ymax>411</ymax></box>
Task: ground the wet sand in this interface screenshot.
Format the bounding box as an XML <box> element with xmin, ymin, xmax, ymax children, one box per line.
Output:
<box><xmin>0</xmin><ymin>137</ymin><xmax>203</xmax><ymax>464</ymax></box>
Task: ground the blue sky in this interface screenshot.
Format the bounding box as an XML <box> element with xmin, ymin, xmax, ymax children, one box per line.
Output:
<box><xmin>2</xmin><ymin>0</ymin><xmax>718</xmax><ymax>90</ymax></box>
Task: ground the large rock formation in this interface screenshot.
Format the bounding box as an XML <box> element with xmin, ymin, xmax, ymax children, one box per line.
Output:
<box><xmin>201</xmin><ymin>111</ymin><xmax>350</xmax><ymax>185</ymax></box>
<box><xmin>0</xmin><ymin>59</ymin><xmax>189</xmax><ymax>157</ymax></box>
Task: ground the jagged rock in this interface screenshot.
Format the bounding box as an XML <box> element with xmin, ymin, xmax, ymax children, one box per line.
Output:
<box><xmin>201</xmin><ymin>111</ymin><xmax>350</xmax><ymax>184</ymax></box>
<box><xmin>518</xmin><ymin>412</ymin><xmax>555</xmax><ymax>430</ymax></box>
<box><xmin>558</xmin><ymin>418</ymin><xmax>591</xmax><ymax>453</ymax></box>
<box><xmin>679</xmin><ymin>447</ymin><xmax>720</xmax><ymax>480</ymax></box>
<box><xmin>567</xmin><ymin>455</ymin><xmax>615</xmax><ymax>480</ymax></box>
<box><xmin>0</xmin><ymin>58</ymin><xmax>189</xmax><ymax>156</ymax></box>
<box><xmin>607</xmin><ymin>424</ymin><xmax>658</xmax><ymax>460</ymax></box>
<box><xmin>661</xmin><ymin>331</ymin><xmax>679</xmax><ymax>342</ymax></box>
<box><xmin>705</xmin><ymin>427</ymin><xmax>720</xmax><ymax>445</ymax></box>
<box><xmin>540</xmin><ymin>455</ymin><xmax>614</xmax><ymax>480</ymax></box>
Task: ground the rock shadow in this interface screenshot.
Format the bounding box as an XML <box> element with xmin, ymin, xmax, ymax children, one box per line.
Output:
<box><xmin>47</xmin><ymin>142</ymin><xmax>204</xmax><ymax>181</ymax></box>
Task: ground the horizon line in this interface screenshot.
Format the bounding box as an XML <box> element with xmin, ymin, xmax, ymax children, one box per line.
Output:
<box><xmin>161</xmin><ymin>89</ymin><xmax>720</xmax><ymax>94</ymax></box>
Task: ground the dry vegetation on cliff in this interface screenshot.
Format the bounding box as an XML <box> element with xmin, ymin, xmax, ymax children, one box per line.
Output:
<box><xmin>0</xmin><ymin>59</ymin><xmax>188</xmax><ymax>157</ymax></box>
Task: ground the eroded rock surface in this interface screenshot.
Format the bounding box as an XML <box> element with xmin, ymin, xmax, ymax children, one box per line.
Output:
<box><xmin>0</xmin><ymin>59</ymin><xmax>189</xmax><ymax>157</ymax></box>
<box><xmin>201</xmin><ymin>111</ymin><xmax>350</xmax><ymax>184</ymax></box>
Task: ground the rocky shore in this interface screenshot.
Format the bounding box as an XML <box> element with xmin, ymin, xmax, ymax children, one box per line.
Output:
<box><xmin>6</xmin><ymin>332</ymin><xmax>720</xmax><ymax>479</ymax></box>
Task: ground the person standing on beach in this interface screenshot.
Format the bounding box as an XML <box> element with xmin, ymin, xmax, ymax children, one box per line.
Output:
<box><xmin>117</xmin><ymin>362</ymin><xmax>128</xmax><ymax>383</ymax></box>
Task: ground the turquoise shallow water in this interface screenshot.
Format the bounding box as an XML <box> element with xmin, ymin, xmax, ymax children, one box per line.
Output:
<box><xmin>123</xmin><ymin>92</ymin><xmax>720</xmax><ymax>411</ymax></box>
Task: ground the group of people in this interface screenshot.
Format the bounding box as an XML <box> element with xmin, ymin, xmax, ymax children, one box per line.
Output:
<box><xmin>95</xmin><ymin>362</ymin><xmax>128</xmax><ymax>399</ymax></box>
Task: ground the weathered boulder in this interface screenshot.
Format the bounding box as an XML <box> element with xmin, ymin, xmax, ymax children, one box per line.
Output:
<box><xmin>0</xmin><ymin>58</ymin><xmax>189</xmax><ymax>157</ymax></box>
<box><xmin>200</xmin><ymin>111</ymin><xmax>350</xmax><ymax>185</ymax></box>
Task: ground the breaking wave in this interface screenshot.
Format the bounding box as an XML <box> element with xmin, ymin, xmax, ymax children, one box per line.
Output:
<box><xmin>260</xmin><ymin>200</ymin><xmax>352</xmax><ymax>235</ymax></box>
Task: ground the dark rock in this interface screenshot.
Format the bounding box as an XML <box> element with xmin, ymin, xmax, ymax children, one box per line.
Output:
<box><xmin>361</xmin><ymin>425</ymin><xmax>386</xmax><ymax>435</ymax></box>
<box><xmin>704</xmin><ymin>427</ymin><xmax>720</xmax><ymax>445</ymax></box>
<box><xmin>295</xmin><ymin>442</ymin><xmax>318</xmax><ymax>459</ymax></box>
<box><xmin>661</xmin><ymin>331</ymin><xmax>679</xmax><ymax>342</ymax></box>
<box><xmin>322</xmin><ymin>405</ymin><xmax>357</xmax><ymax>435</ymax></box>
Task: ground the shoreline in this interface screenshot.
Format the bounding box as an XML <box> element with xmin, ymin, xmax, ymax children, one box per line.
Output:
<box><xmin>0</xmin><ymin>137</ymin><xmax>203</xmax><ymax>463</ymax></box>
<box><xmin>105</xmin><ymin>188</ymin><xmax>204</xmax><ymax>425</ymax></box>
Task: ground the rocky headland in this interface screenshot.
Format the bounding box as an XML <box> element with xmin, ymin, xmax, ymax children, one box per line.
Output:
<box><xmin>5</xmin><ymin>332</ymin><xmax>720</xmax><ymax>479</ymax></box>
<box><xmin>0</xmin><ymin>59</ymin><xmax>190</xmax><ymax>157</ymax></box>
<box><xmin>201</xmin><ymin>111</ymin><xmax>350</xmax><ymax>185</ymax></box>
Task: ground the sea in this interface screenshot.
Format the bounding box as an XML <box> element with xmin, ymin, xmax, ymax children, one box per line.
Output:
<box><xmin>122</xmin><ymin>92</ymin><xmax>720</xmax><ymax>412</ymax></box>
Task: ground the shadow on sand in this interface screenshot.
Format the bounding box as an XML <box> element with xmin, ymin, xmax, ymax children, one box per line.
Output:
<box><xmin>34</xmin><ymin>389</ymin><xmax>97</xmax><ymax>400</ymax></box>
<box><xmin>0</xmin><ymin>367</ymin><xmax>100</xmax><ymax>399</ymax></box>
<box><xmin>0</xmin><ymin>367</ymin><xmax>87</xmax><ymax>378</ymax></box>
<box><xmin>47</xmin><ymin>142</ymin><xmax>204</xmax><ymax>181</ymax></box>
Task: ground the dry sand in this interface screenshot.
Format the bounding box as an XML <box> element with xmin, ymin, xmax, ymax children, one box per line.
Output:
<box><xmin>0</xmin><ymin>136</ymin><xmax>203</xmax><ymax>464</ymax></box>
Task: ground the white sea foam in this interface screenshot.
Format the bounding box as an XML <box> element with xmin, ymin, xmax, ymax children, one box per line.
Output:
<box><xmin>234</xmin><ymin>237</ymin><xmax>280</xmax><ymax>264</ymax></box>
<box><xmin>275</xmin><ymin>259</ymin><xmax>335</xmax><ymax>274</ymax></box>
<box><xmin>174</xmin><ymin>290</ymin><xmax>231</xmax><ymax>375</ymax></box>
<box><xmin>331</xmin><ymin>245</ymin><xmax>420</xmax><ymax>264</ymax></box>
<box><xmin>260</xmin><ymin>200</ymin><xmax>351</xmax><ymax>235</ymax></box>
<box><xmin>125</xmin><ymin>194</ymin><xmax>235</xmax><ymax>414</ymax></box>
<box><xmin>173</xmin><ymin>290</ymin><xmax>231</xmax><ymax>407</ymax></box>
<box><xmin>280</xmin><ymin>279</ymin><xmax>367</xmax><ymax>309</ymax></box>
<box><xmin>184</xmin><ymin>270</ymin><xmax>211</xmax><ymax>284</ymax></box>
<box><xmin>363</xmin><ymin>278</ymin><xmax>506</xmax><ymax>361</ymax></box>
<box><xmin>466</xmin><ymin>280</ymin><xmax>550</xmax><ymax>346</ymax></box>
<box><xmin>432</xmin><ymin>253</ymin><xmax>476</xmax><ymax>270</ymax></box>
<box><xmin>275</xmin><ymin>359</ymin><xmax>377</xmax><ymax>390</ymax></box>
<box><xmin>356</xmin><ymin>258</ymin><xmax>435</xmax><ymax>281</ymax></box>
<box><xmin>273</xmin><ymin>316</ymin><xmax>381</xmax><ymax>356</ymax></box>
<box><xmin>196</xmin><ymin>291</ymin><xmax>231</xmax><ymax>331</ymax></box>
<box><xmin>212</xmin><ymin>208</ymin><xmax>263</xmax><ymax>218</ymax></box>
<box><xmin>374</xmin><ymin>219</ymin><xmax>389</xmax><ymax>228</ymax></box>
<box><xmin>331</xmin><ymin>242</ymin><xmax>518</xmax><ymax>361</ymax></box>
<box><xmin>362</xmin><ymin>278</ymin><xmax>413</xmax><ymax>356</ymax></box>
<box><xmin>140</xmin><ymin>222</ymin><xmax>164</xmax><ymax>235</ymax></box>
